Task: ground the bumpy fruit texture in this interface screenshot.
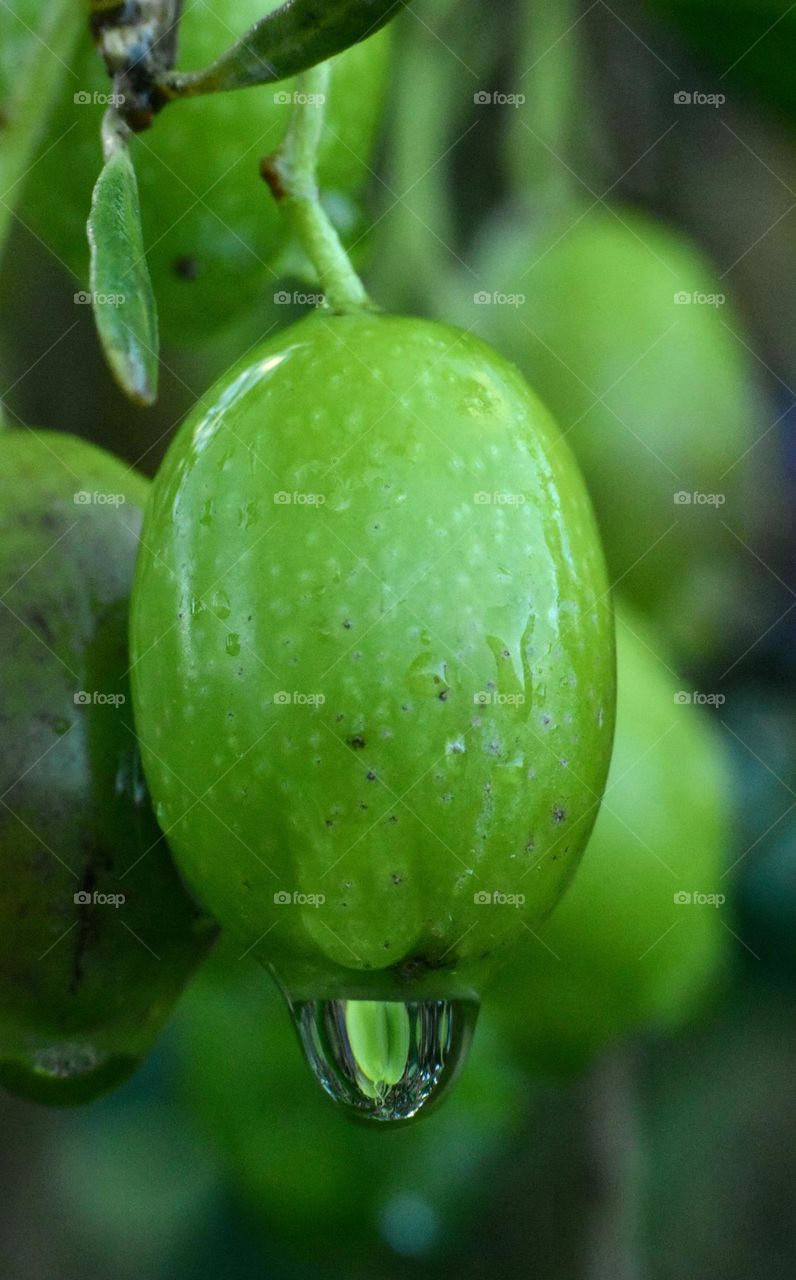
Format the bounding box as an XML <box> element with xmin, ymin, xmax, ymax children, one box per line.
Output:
<box><xmin>176</xmin><ymin>944</ymin><xmax>531</xmax><ymax>1259</ymax></box>
<box><xmin>469</xmin><ymin>204</ymin><xmax>761</xmax><ymax>659</ymax></box>
<box><xmin>130</xmin><ymin>311</ymin><xmax>615</xmax><ymax>1003</ymax></box>
<box><xmin>20</xmin><ymin>0</ymin><xmax>390</xmax><ymax>341</ymax></box>
<box><xmin>492</xmin><ymin>607</ymin><xmax>730</xmax><ymax>1076</ymax></box>
<box><xmin>0</xmin><ymin>431</ymin><xmax>215</xmax><ymax>1105</ymax></box>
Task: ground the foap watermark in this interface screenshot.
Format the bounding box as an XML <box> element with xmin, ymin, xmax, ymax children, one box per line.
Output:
<box><xmin>75</xmin><ymin>290</ymin><xmax>126</xmax><ymax>308</ymax></box>
<box><xmin>274</xmin><ymin>289</ymin><xmax>325</xmax><ymax>307</ymax></box>
<box><xmin>473</xmin><ymin>691</ymin><xmax>525</xmax><ymax>707</ymax></box>
<box><xmin>674</xmin><ymin>89</ymin><xmax>726</xmax><ymax>108</ymax></box>
<box><xmin>273</xmin><ymin>490</ymin><xmax>326</xmax><ymax>506</ymax></box>
<box><xmin>273</xmin><ymin>90</ymin><xmax>326</xmax><ymax>106</ymax></box>
<box><xmin>74</xmin><ymin>690</ymin><xmax>126</xmax><ymax>707</ymax></box>
<box><xmin>474</xmin><ymin>290</ymin><xmax>526</xmax><ymax>307</ymax></box>
<box><xmin>473</xmin><ymin>890</ymin><xmax>526</xmax><ymax>908</ymax></box>
<box><xmin>474</xmin><ymin>90</ymin><xmax>526</xmax><ymax>107</ymax></box>
<box><xmin>272</xmin><ymin>488</ymin><xmax>326</xmax><ymax>504</ymax></box>
<box><xmin>74</xmin><ymin>889</ymin><xmax>125</xmax><ymax>908</ymax></box>
<box><xmin>273</xmin><ymin>889</ymin><xmax>326</xmax><ymax>907</ymax></box>
<box><xmin>74</xmin><ymin>90</ymin><xmax>126</xmax><ymax>107</ymax></box>
<box><xmin>474</xmin><ymin>491</ymin><xmax>526</xmax><ymax>506</ymax></box>
<box><xmin>674</xmin><ymin>490</ymin><xmax>725</xmax><ymax>507</ymax></box>
<box><xmin>273</xmin><ymin>690</ymin><xmax>326</xmax><ymax>707</ymax></box>
<box><xmin>673</xmin><ymin>691</ymin><xmax>726</xmax><ymax>707</ymax></box>
<box><xmin>674</xmin><ymin>290</ymin><xmax>725</xmax><ymax>307</ymax></box>
<box><xmin>673</xmin><ymin>890</ymin><xmax>725</xmax><ymax>907</ymax></box>
<box><xmin>74</xmin><ymin>490</ymin><xmax>126</xmax><ymax>507</ymax></box>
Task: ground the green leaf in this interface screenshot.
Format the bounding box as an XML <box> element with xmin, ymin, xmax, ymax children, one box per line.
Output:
<box><xmin>87</xmin><ymin>140</ymin><xmax>159</xmax><ymax>407</ymax></box>
<box><xmin>164</xmin><ymin>0</ymin><xmax>408</xmax><ymax>99</ymax></box>
<box><xmin>0</xmin><ymin>0</ymin><xmax>83</xmax><ymax>255</ymax></box>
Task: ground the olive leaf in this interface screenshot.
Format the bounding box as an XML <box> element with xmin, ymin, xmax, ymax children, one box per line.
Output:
<box><xmin>162</xmin><ymin>0</ymin><xmax>408</xmax><ymax>100</ymax></box>
<box><xmin>87</xmin><ymin>137</ymin><xmax>159</xmax><ymax>407</ymax></box>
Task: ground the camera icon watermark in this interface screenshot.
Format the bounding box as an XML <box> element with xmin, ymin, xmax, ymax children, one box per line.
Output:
<box><xmin>273</xmin><ymin>90</ymin><xmax>326</xmax><ymax>106</ymax></box>
<box><xmin>673</xmin><ymin>690</ymin><xmax>726</xmax><ymax>707</ymax></box>
<box><xmin>273</xmin><ymin>490</ymin><xmax>326</xmax><ymax>506</ymax></box>
<box><xmin>74</xmin><ymin>690</ymin><xmax>126</xmax><ymax>707</ymax></box>
<box><xmin>473</xmin><ymin>290</ymin><xmax>525</xmax><ymax>307</ymax></box>
<box><xmin>673</xmin><ymin>889</ymin><xmax>725</xmax><ymax>907</ymax></box>
<box><xmin>273</xmin><ymin>889</ymin><xmax>326</xmax><ymax>907</ymax></box>
<box><xmin>473</xmin><ymin>889</ymin><xmax>526</xmax><ymax>907</ymax></box>
<box><xmin>674</xmin><ymin>89</ymin><xmax>725</xmax><ymax>108</ymax></box>
<box><xmin>74</xmin><ymin>290</ymin><xmax>125</xmax><ymax>307</ymax></box>
<box><xmin>74</xmin><ymin>90</ymin><xmax>126</xmax><ymax>107</ymax></box>
<box><xmin>673</xmin><ymin>490</ymin><xmax>725</xmax><ymax>507</ymax></box>
<box><xmin>273</xmin><ymin>289</ymin><xmax>326</xmax><ymax>307</ymax></box>
<box><xmin>73</xmin><ymin>490</ymin><xmax>126</xmax><ymax>507</ymax></box>
<box><xmin>473</xmin><ymin>691</ymin><xmax>525</xmax><ymax>706</ymax></box>
<box><xmin>473</xmin><ymin>90</ymin><xmax>526</xmax><ymax>107</ymax></box>
<box><xmin>473</xmin><ymin>491</ymin><xmax>526</xmax><ymax>506</ymax></box>
<box><xmin>74</xmin><ymin>889</ymin><xmax>126</xmax><ymax>908</ymax></box>
<box><xmin>273</xmin><ymin>690</ymin><xmax>326</xmax><ymax>707</ymax></box>
<box><xmin>674</xmin><ymin>291</ymin><xmax>725</xmax><ymax>306</ymax></box>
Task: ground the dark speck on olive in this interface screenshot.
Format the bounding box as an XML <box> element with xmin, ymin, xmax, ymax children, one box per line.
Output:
<box><xmin>173</xmin><ymin>255</ymin><xmax>200</xmax><ymax>279</ymax></box>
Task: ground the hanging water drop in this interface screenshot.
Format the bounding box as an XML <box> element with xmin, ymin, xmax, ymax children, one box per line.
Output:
<box><xmin>288</xmin><ymin>997</ymin><xmax>478</xmax><ymax>1123</ymax></box>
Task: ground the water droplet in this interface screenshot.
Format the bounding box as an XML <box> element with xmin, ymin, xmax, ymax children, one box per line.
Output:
<box><xmin>210</xmin><ymin>589</ymin><xmax>231</xmax><ymax>619</ymax></box>
<box><xmin>225</xmin><ymin>632</ymin><xmax>241</xmax><ymax>656</ymax></box>
<box><xmin>290</xmin><ymin>997</ymin><xmax>477</xmax><ymax>1123</ymax></box>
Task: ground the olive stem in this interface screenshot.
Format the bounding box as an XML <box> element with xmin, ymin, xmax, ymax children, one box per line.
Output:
<box><xmin>261</xmin><ymin>62</ymin><xmax>370</xmax><ymax>313</ymax></box>
<box><xmin>509</xmin><ymin>0</ymin><xmax>583</xmax><ymax>206</ymax></box>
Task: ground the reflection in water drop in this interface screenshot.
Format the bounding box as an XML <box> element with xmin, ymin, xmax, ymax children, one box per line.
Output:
<box><xmin>291</xmin><ymin>998</ymin><xmax>478</xmax><ymax>1123</ymax></box>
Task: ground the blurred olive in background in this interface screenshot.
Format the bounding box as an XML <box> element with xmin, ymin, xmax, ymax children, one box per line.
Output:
<box><xmin>490</xmin><ymin>605</ymin><xmax>732</xmax><ymax>1075</ymax></box>
<box><xmin>460</xmin><ymin>201</ymin><xmax>769</xmax><ymax>666</ymax></box>
<box><xmin>0</xmin><ymin>432</ymin><xmax>216</xmax><ymax>1105</ymax></box>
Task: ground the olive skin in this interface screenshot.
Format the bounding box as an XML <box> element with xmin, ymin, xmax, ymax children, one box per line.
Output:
<box><xmin>20</xmin><ymin>0</ymin><xmax>390</xmax><ymax>342</ymax></box>
<box><xmin>130</xmin><ymin>310</ymin><xmax>615</xmax><ymax>1002</ymax></box>
<box><xmin>0</xmin><ymin>431</ymin><xmax>216</xmax><ymax>1105</ymax></box>
<box><xmin>468</xmin><ymin>204</ymin><xmax>762</xmax><ymax>661</ymax></box>
<box><xmin>492</xmin><ymin>608</ymin><xmax>731</xmax><ymax>1076</ymax></box>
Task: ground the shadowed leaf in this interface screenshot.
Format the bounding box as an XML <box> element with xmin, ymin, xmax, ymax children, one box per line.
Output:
<box><xmin>88</xmin><ymin>143</ymin><xmax>159</xmax><ymax>406</ymax></box>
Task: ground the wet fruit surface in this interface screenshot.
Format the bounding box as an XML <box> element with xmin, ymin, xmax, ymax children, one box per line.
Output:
<box><xmin>131</xmin><ymin>310</ymin><xmax>615</xmax><ymax>1006</ymax></box>
<box><xmin>492</xmin><ymin>607</ymin><xmax>730</xmax><ymax>1076</ymax></box>
<box><xmin>0</xmin><ymin>430</ymin><xmax>215</xmax><ymax>1104</ymax></box>
<box><xmin>20</xmin><ymin>0</ymin><xmax>390</xmax><ymax>341</ymax></box>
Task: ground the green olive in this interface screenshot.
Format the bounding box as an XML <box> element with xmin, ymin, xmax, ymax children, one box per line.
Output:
<box><xmin>0</xmin><ymin>430</ymin><xmax>215</xmax><ymax>1105</ymax></box>
<box><xmin>130</xmin><ymin>309</ymin><xmax>615</xmax><ymax>1009</ymax></box>
<box><xmin>491</xmin><ymin>605</ymin><xmax>731</xmax><ymax>1076</ymax></box>
<box><xmin>466</xmin><ymin>202</ymin><xmax>762</xmax><ymax>661</ymax></box>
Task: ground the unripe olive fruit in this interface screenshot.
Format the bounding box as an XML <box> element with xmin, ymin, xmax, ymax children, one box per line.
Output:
<box><xmin>492</xmin><ymin>606</ymin><xmax>731</xmax><ymax>1076</ymax></box>
<box><xmin>467</xmin><ymin>203</ymin><xmax>762</xmax><ymax>661</ymax></box>
<box><xmin>130</xmin><ymin>308</ymin><xmax>615</xmax><ymax>1119</ymax></box>
<box><xmin>0</xmin><ymin>430</ymin><xmax>216</xmax><ymax>1104</ymax></box>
